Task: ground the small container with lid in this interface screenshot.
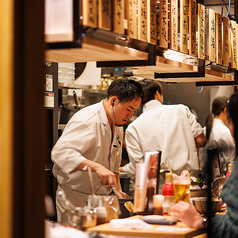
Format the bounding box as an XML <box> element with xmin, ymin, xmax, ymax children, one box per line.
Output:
<box><xmin>95</xmin><ymin>197</ymin><xmax>107</xmax><ymax>225</ymax></box>
<box><xmin>162</xmin><ymin>173</ymin><xmax>175</xmax><ymax>215</ymax></box>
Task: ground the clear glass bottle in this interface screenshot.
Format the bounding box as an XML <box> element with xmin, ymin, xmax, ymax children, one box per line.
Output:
<box><xmin>162</xmin><ymin>173</ymin><xmax>175</xmax><ymax>215</ymax></box>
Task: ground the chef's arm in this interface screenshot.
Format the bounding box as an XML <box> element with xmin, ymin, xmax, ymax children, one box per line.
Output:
<box><xmin>195</xmin><ymin>133</ymin><xmax>207</xmax><ymax>148</ymax></box>
<box><xmin>75</xmin><ymin>159</ymin><xmax>119</xmax><ymax>190</ymax></box>
<box><xmin>113</xmin><ymin>173</ymin><xmax>129</xmax><ymax>199</ymax></box>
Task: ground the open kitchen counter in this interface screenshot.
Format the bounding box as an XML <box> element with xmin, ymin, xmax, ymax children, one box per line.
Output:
<box><xmin>87</xmin><ymin>215</ymin><xmax>205</xmax><ymax>238</ymax></box>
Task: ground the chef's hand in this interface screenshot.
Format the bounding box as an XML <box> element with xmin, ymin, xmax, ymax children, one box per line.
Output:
<box><xmin>119</xmin><ymin>191</ymin><xmax>129</xmax><ymax>199</ymax></box>
<box><xmin>76</xmin><ymin>160</ymin><xmax>119</xmax><ymax>190</ymax></box>
<box><xmin>170</xmin><ymin>201</ymin><xmax>203</xmax><ymax>229</ymax></box>
<box><xmin>94</xmin><ymin>164</ymin><xmax>119</xmax><ymax>190</ymax></box>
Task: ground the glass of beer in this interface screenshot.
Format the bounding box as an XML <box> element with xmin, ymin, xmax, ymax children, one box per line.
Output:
<box><xmin>173</xmin><ymin>176</ymin><xmax>191</xmax><ymax>203</ymax></box>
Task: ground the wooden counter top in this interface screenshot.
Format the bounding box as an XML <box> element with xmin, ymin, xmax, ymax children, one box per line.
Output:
<box><xmin>87</xmin><ymin>215</ymin><xmax>205</xmax><ymax>238</ymax></box>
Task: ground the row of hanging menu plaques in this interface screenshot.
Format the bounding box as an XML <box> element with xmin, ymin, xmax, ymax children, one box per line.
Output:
<box><xmin>82</xmin><ymin>0</ymin><xmax>238</xmax><ymax>70</ymax></box>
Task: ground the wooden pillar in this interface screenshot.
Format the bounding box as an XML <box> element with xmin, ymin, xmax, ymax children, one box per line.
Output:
<box><xmin>13</xmin><ymin>0</ymin><xmax>46</xmax><ymax>237</ymax></box>
<box><xmin>0</xmin><ymin>1</ymin><xmax>14</xmax><ymax>238</ymax></box>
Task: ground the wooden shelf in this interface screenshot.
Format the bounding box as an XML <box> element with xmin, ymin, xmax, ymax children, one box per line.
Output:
<box><xmin>131</xmin><ymin>56</ymin><xmax>236</xmax><ymax>83</ymax></box>
<box><xmin>45</xmin><ymin>36</ymin><xmax>149</xmax><ymax>63</ymax></box>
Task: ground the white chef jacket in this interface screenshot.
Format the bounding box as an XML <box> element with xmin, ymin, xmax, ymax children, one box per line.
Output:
<box><xmin>51</xmin><ymin>100</ymin><xmax>123</xmax><ymax>208</ymax></box>
<box><xmin>123</xmin><ymin>100</ymin><xmax>204</xmax><ymax>181</ymax></box>
<box><xmin>199</xmin><ymin>118</ymin><xmax>235</xmax><ymax>173</ymax></box>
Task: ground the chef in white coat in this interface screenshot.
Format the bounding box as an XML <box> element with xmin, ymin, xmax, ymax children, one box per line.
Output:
<box><xmin>120</xmin><ymin>79</ymin><xmax>206</xmax><ymax>191</ymax></box>
<box><xmin>199</xmin><ymin>96</ymin><xmax>236</xmax><ymax>174</ymax></box>
<box><xmin>51</xmin><ymin>78</ymin><xmax>143</xmax><ymax>221</ymax></box>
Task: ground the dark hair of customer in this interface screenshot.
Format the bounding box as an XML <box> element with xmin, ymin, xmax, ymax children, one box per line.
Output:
<box><xmin>205</xmin><ymin>96</ymin><xmax>229</xmax><ymax>141</ymax></box>
<box><xmin>107</xmin><ymin>78</ymin><xmax>144</xmax><ymax>103</ymax></box>
<box><xmin>226</xmin><ymin>92</ymin><xmax>238</xmax><ymax>157</ymax></box>
<box><xmin>139</xmin><ymin>78</ymin><xmax>163</xmax><ymax>105</ymax></box>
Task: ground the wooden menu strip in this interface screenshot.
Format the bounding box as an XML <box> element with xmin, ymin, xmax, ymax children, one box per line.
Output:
<box><xmin>197</xmin><ymin>4</ymin><xmax>205</xmax><ymax>59</ymax></box>
<box><xmin>206</xmin><ymin>8</ymin><xmax>215</xmax><ymax>62</ymax></box>
<box><xmin>170</xmin><ymin>0</ymin><xmax>178</xmax><ymax>50</ymax></box>
<box><xmin>113</xmin><ymin>0</ymin><xmax>125</xmax><ymax>35</ymax></box>
<box><xmin>83</xmin><ymin>0</ymin><xmax>97</xmax><ymax>28</ymax></box>
<box><xmin>147</xmin><ymin>0</ymin><xmax>157</xmax><ymax>44</ymax></box>
<box><xmin>159</xmin><ymin>0</ymin><xmax>168</xmax><ymax>48</ymax></box>
<box><xmin>189</xmin><ymin>0</ymin><xmax>197</xmax><ymax>56</ymax></box>
<box><xmin>180</xmin><ymin>0</ymin><xmax>188</xmax><ymax>54</ymax></box>
<box><xmin>138</xmin><ymin>0</ymin><xmax>147</xmax><ymax>42</ymax></box>
<box><xmin>127</xmin><ymin>0</ymin><xmax>138</xmax><ymax>39</ymax></box>
<box><xmin>98</xmin><ymin>0</ymin><xmax>111</xmax><ymax>31</ymax></box>
<box><xmin>215</xmin><ymin>13</ymin><xmax>222</xmax><ymax>64</ymax></box>
<box><xmin>237</xmin><ymin>24</ymin><xmax>238</xmax><ymax>70</ymax></box>
<box><xmin>230</xmin><ymin>20</ymin><xmax>237</xmax><ymax>69</ymax></box>
<box><xmin>223</xmin><ymin>16</ymin><xmax>230</xmax><ymax>66</ymax></box>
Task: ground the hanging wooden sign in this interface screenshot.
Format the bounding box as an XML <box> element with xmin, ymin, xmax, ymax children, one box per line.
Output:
<box><xmin>215</xmin><ymin>13</ymin><xmax>222</xmax><ymax>65</ymax></box>
<box><xmin>147</xmin><ymin>0</ymin><xmax>157</xmax><ymax>44</ymax></box>
<box><xmin>197</xmin><ymin>4</ymin><xmax>205</xmax><ymax>59</ymax></box>
<box><xmin>170</xmin><ymin>0</ymin><xmax>178</xmax><ymax>50</ymax></box>
<box><xmin>127</xmin><ymin>0</ymin><xmax>137</xmax><ymax>39</ymax></box>
<box><xmin>98</xmin><ymin>0</ymin><xmax>111</xmax><ymax>31</ymax></box>
<box><xmin>230</xmin><ymin>20</ymin><xmax>237</xmax><ymax>69</ymax></box>
<box><xmin>222</xmin><ymin>16</ymin><xmax>230</xmax><ymax>66</ymax></box>
<box><xmin>113</xmin><ymin>0</ymin><xmax>125</xmax><ymax>34</ymax></box>
<box><xmin>159</xmin><ymin>0</ymin><xmax>168</xmax><ymax>48</ymax></box>
<box><xmin>180</xmin><ymin>0</ymin><xmax>188</xmax><ymax>53</ymax></box>
<box><xmin>189</xmin><ymin>0</ymin><xmax>197</xmax><ymax>56</ymax></box>
<box><xmin>138</xmin><ymin>0</ymin><xmax>147</xmax><ymax>42</ymax></box>
<box><xmin>237</xmin><ymin>24</ymin><xmax>238</xmax><ymax>70</ymax></box>
<box><xmin>205</xmin><ymin>8</ymin><xmax>215</xmax><ymax>62</ymax></box>
<box><xmin>83</xmin><ymin>0</ymin><xmax>97</xmax><ymax>28</ymax></box>
<box><xmin>157</xmin><ymin>2</ymin><xmax>160</xmax><ymax>41</ymax></box>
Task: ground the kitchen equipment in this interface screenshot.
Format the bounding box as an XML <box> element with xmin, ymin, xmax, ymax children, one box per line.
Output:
<box><xmin>212</xmin><ymin>177</ymin><xmax>227</xmax><ymax>197</ymax></box>
<box><xmin>190</xmin><ymin>197</ymin><xmax>223</xmax><ymax>215</ymax></box>
<box><xmin>167</xmin><ymin>160</ymin><xmax>172</xmax><ymax>174</ymax></box>
<box><xmin>119</xmin><ymin>198</ymin><xmax>134</xmax><ymax>218</ymax></box>
<box><xmin>69</xmin><ymin>206</ymin><xmax>96</xmax><ymax>230</ymax></box>
<box><xmin>87</xmin><ymin>166</ymin><xmax>97</xmax><ymax>207</ymax></box>
<box><xmin>119</xmin><ymin>176</ymin><xmax>131</xmax><ymax>193</ymax></box>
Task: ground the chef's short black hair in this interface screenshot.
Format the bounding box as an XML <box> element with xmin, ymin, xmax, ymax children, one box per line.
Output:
<box><xmin>139</xmin><ymin>79</ymin><xmax>163</xmax><ymax>105</ymax></box>
<box><xmin>107</xmin><ymin>78</ymin><xmax>143</xmax><ymax>103</ymax></box>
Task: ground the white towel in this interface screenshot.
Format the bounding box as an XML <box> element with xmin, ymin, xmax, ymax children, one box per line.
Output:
<box><xmin>109</xmin><ymin>219</ymin><xmax>153</xmax><ymax>230</ymax></box>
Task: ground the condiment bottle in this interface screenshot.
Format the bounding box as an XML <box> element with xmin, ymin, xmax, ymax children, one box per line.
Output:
<box><xmin>162</xmin><ymin>173</ymin><xmax>175</xmax><ymax>215</ymax></box>
<box><xmin>95</xmin><ymin>198</ymin><xmax>107</xmax><ymax>225</ymax></box>
<box><xmin>226</xmin><ymin>163</ymin><xmax>234</xmax><ymax>178</ymax></box>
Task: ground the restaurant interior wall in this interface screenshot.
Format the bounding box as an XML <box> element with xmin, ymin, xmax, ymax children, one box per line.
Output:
<box><xmin>160</xmin><ymin>82</ymin><xmax>235</xmax><ymax>126</ymax></box>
